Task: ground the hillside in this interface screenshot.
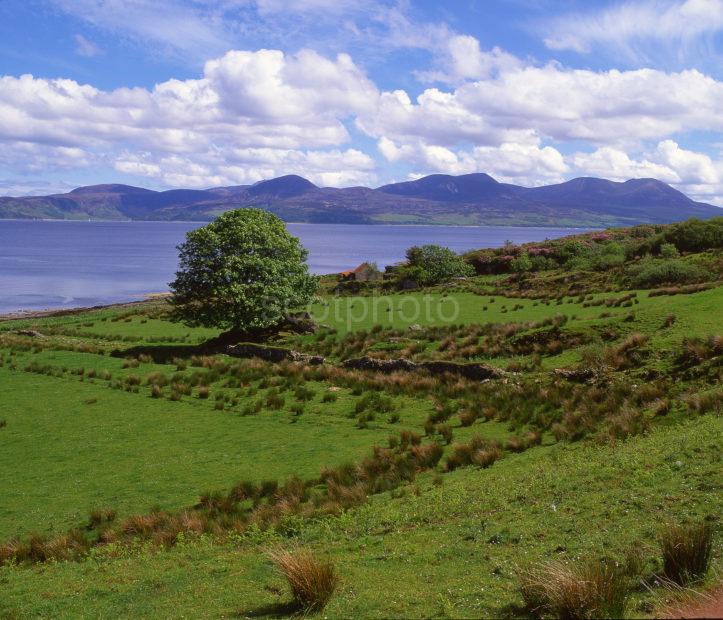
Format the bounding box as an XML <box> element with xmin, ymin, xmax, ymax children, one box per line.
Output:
<box><xmin>0</xmin><ymin>218</ymin><xmax>721</xmax><ymax>617</ymax></box>
<box><xmin>1</xmin><ymin>173</ymin><xmax>720</xmax><ymax>227</ymax></box>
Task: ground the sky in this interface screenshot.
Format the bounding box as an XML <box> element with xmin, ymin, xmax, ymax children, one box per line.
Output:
<box><xmin>0</xmin><ymin>0</ymin><xmax>722</xmax><ymax>206</ymax></box>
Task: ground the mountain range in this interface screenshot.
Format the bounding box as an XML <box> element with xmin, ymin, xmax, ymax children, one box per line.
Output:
<box><xmin>0</xmin><ymin>173</ymin><xmax>720</xmax><ymax>227</ymax></box>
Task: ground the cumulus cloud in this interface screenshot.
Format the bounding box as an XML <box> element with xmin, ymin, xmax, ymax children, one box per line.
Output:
<box><xmin>0</xmin><ymin>142</ymin><xmax>94</xmax><ymax>173</ymax></box>
<box><xmin>358</xmin><ymin>64</ymin><xmax>723</xmax><ymax>153</ymax></box>
<box><xmin>378</xmin><ymin>137</ymin><xmax>567</xmax><ymax>186</ymax></box>
<box><xmin>571</xmin><ymin>140</ymin><xmax>723</xmax><ymax>205</ymax></box>
<box><xmin>416</xmin><ymin>36</ymin><xmax>524</xmax><ymax>85</ymax></box>
<box><xmin>114</xmin><ymin>147</ymin><xmax>376</xmax><ymax>188</ymax></box>
<box><xmin>0</xmin><ymin>48</ymin><xmax>379</xmax><ymax>187</ymax></box>
<box><xmin>1</xmin><ymin>42</ymin><xmax>722</xmax><ymax>196</ymax></box>
<box><xmin>542</xmin><ymin>0</ymin><xmax>723</xmax><ymax>61</ymax></box>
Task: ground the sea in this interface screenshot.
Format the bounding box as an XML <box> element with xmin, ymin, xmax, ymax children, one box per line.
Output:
<box><xmin>0</xmin><ymin>220</ymin><xmax>593</xmax><ymax>314</ymax></box>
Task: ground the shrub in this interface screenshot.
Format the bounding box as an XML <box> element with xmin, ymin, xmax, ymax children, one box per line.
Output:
<box><xmin>401</xmin><ymin>244</ymin><xmax>474</xmax><ymax>285</ymax></box>
<box><xmin>197</xmin><ymin>386</ymin><xmax>210</xmax><ymax>399</ymax></box>
<box><xmin>660</xmin><ymin>521</ymin><xmax>714</xmax><ymax>585</ymax></box>
<box><xmin>0</xmin><ymin>420</ymin><xmax>6</xmax><ymax>429</ymax></box>
<box><xmin>269</xmin><ymin>548</ymin><xmax>339</xmax><ymax>611</ymax></box>
<box><xmin>519</xmin><ymin>560</ymin><xmax>628</xmax><ymax>619</ymax></box>
<box><xmin>511</xmin><ymin>252</ymin><xmax>533</xmax><ymax>273</ymax></box>
<box><xmin>628</xmin><ymin>259</ymin><xmax>709</xmax><ymax>288</ymax></box>
<box><xmin>663</xmin><ymin>217</ymin><xmax>723</xmax><ymax>252</ymax></box>
<box><xmin>659</xmin><ymin>242</ymin><xmax>679</xmax><ymax>259</ymax></box>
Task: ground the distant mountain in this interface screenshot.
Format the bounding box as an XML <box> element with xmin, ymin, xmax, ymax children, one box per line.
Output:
<box><xmin>0</xmin><ymin>173</ymin><xmax>719</xmax><ymax>227</ymax></box>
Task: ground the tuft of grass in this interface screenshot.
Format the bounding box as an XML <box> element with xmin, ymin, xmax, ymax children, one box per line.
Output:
<box><xmin>518</xmin><ymin>559</ymin><xmax>628</xmax><ymax>619</ymax></box>
<box><xmin>268</xmin><ymin>547</ymin><xmax>339</xmax><ymax>612</ymax></box>
<box><xmin>659</xmin><ymin>520</ymin><xmax>714</xmax><ymax>585</ymax></box>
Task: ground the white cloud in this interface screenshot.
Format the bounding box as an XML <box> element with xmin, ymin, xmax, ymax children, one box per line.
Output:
<box><xmin>378</xmin><ymin>137</ymin><xmax>567</xmax><ymax>186</ymax></box>
<box><xmin>543</xmin><ymin>0</ymin><xmax>723</xmax><ymax>59</ymax></box>
<box><xmin>571</xmin><ymin>147</ymin><xmax>680</xmax><ymax>182</ymax></box>
<box><xmin>359</xmin><ymin>65</ymin><xmax>723</xmax><ymax>150</ymax></box>
<box><xmin>417</xmin><ymin>36</ymin><xmax>523</xmax><ymax>85</ymax></box>
<box><xmin>0</xmin><ymin>48</ymin><xmax>380</xmax><ymax>188</ymax></box>
<box><xmin>1</xmin><ymin>41</ymin><xmax>723</xmax><ymax>195</ymax></box>
<box><xmin>114</xmin><ymin>147</ymin><xmax>376</xmax><ymax>189</ymax></box>
<box><xmin>0</xmin><ymin>141</ymin><xmax>94</xmax><ymax>173</ymax></box>
<box><xmin>571</xmin><ymin>140</ymin><xmax>723</xmax><ymax>205</ymax></box>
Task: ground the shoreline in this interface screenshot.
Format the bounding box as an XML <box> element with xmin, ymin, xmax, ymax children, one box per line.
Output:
<box><xmin>0</xmin><ymin>294</ymin><xmax>170</xmax><ymax>322</ymax></box>
<box><xmin>0</xmin><ymin>217</ymin><xmax>600</xmax><ymax>230</ymax></box>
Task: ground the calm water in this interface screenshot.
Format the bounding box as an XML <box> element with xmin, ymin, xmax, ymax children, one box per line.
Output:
<box><xmin>0</xmin><ymin>220</ymin><xmax>591</xmax><ymax>314</ymax></box>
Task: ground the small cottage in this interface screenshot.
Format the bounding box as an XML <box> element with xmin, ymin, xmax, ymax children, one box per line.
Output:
<box><xmin>339</xmin><ymin>262</ymin><xmax>382</xmax><ymax>282</ymax></box>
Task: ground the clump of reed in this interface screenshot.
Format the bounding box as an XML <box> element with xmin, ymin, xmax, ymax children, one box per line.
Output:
<box><xmin>445</xmin><ymin>436</ymin><xmax>503</xmax><ymax>471</ymax></box>
<box><xmin>518</xmin><ymin>559</ymin><xmax>628</xmax><ymax>619</ymax></box>
<box><xmin>659</xmin><ymin>520</ymin><xmax>714</xmax><ymax>585</ymax></box>
<box><xmin>268</xmin><ymin>547</ymin><xmax>339</xmax><ymax>612</ymax></box>
<box><xmin>684</xmin><ymin>389</ymin><xmax>723</xmax><ymax>414</ymax></box>
<box><xmin>676</xmin><ymin>335</ymin><xmax>723</xmax><ymax>367</ymax></box>
<box><xmin>505</xmin><ymin>430</ymin><xmax>542</xmax><ymax>452</ymax></box>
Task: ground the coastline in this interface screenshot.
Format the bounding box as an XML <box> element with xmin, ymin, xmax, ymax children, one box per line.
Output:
<box><xmin>0</xmin><ymin>294</ymin><xmax>170</xmax><ymax>322</ymax></box>
<box><xmin>0</xmin><ymin>217</ymin><xmax>601</xmax><ymax>230</ymax></box>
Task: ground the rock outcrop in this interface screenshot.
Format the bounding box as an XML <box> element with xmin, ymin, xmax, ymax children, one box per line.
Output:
<box><xmin>227</xmin><ymin>343</ymin><xmax>324</xmax><ymax>365</ymax></box>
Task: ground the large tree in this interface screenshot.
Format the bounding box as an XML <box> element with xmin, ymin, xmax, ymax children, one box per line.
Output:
<box><xmin>169</xmin><ymin>209</ymin><xmax>318</xmax><ymax>332</ymax></box>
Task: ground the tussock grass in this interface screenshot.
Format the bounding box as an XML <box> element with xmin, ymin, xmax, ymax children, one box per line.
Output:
<box><xmin>268</xmin><ymin>547</ymin><xmax>339</xmax><ymax>611</ymax></box>
<box><xmin>518</xmin><ymin>559</ymin><xmax>628</xmax><ymax>619</ymax></box>
<box><xmin>659</xmin><ymin>520</ymin><xmax>714</xmax><ymax>585</ymax></box>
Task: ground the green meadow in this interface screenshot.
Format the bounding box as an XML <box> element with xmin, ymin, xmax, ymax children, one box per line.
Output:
<box><xmin>0</xmin><ymin>220</ymin><xmax>721</xmax><ymax>618</ymax></box>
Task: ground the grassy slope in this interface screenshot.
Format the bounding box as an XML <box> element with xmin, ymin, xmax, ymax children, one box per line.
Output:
<box><xmin>0</xmin><ymin>250</ymin><xmax>721</xmax><ymax>617</ymax></box>
<box><xmin>0</xmin><ymin>415</ymin><xmax>719</xmax><ymax>617</ymax></box>
<box><xmin>0</xmin><ymin>287</ymin><xmax>720</xmax><ymax>537</ymax></box>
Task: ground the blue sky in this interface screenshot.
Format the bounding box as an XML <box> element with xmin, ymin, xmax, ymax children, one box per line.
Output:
<box><xmin>0</xmin><ymin>0</ymin><xmax>722</xmax><ymax>205</ymax></box>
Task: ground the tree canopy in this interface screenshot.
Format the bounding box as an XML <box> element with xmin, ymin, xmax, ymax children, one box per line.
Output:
<box><xmin>169</xmin><ymin>209</ymin><xmax>318</xmax><ymax>332</ymax></box>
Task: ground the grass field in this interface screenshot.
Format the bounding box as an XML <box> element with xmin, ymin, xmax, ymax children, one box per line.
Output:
<box><xmin>0</xmin><ymin>226</ymin><xmax>721</xmax><ymax>618</ymax></box>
